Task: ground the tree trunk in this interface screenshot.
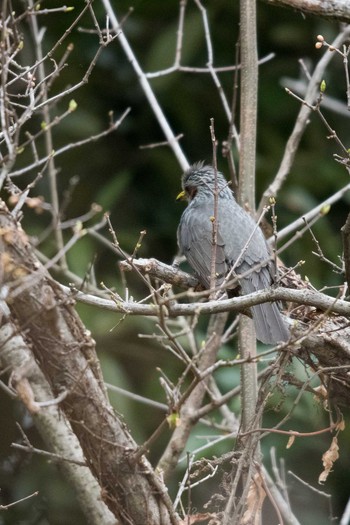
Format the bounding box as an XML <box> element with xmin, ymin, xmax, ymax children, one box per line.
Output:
<box><xmin>0</xmin><ymin>201</ymin><xmax>178</xmax><ymax>525</ymax></box>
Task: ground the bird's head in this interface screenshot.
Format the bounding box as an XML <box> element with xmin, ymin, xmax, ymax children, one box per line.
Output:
<box><xmin>176</xmin><ymin>162</ymin><xmax>229</xmax><ymax>202</ymax></box>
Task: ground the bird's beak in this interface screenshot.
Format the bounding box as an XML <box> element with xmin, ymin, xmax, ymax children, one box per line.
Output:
<box><xmin>176</xmin><ymin>190</ymin><xmax>186</xmax><ymax>201</ymax></box>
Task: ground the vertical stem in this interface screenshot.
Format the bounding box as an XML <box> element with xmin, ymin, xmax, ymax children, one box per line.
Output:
<box><xmin>28</xmin><ymin>0</ymin><xmax>67</xmax><ymax>269</ymax></box>
<box><xmin>235</xmin><ymin>2</ymin><xmax>261</xmax><ymax>522</ymax></box>
<box><xmin>223</xmin><ymin>6</ymin><xmax>260</xmax><ymax>524</ymax></box>
<box><xmin>209</xmin><ymin>119</ymin><xmax>219</xmax><ymax>297</ymax></box>
<box><xmin>239</xmin><ymin>316</ymin><xmax>258</xmax><ymax>431</ymax></box>
<box><xmin>238</xmin><ymin>0</ymin><xmax>259</xmax><ymax>435</ymax></box>
<box><xmin>238</xmin><ymin>0</ymin><xmax>258</xmax><ymax>209</ymax></box>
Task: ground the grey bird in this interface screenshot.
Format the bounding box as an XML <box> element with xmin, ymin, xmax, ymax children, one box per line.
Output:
<box><xmin>177</xmin><ymin>162</ymin><xmax>289</xmax><ymax>344</ymax></box>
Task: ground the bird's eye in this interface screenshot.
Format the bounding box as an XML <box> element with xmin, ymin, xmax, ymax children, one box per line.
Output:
<box><xmin>186</xmin><ymin>186</ymin><xmax>197</xmax><ymax>200</ymax></box>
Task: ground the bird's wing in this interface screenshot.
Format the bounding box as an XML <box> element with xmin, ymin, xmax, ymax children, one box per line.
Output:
<box><xmin>177</xmin><ymin>203</ymin><xmax>228</xmax><ymax>288</ymax></box>
<box><xmin>220</xmin><ymin>201</ymin><xmax>272</xmax><ymax>272</ymax></box>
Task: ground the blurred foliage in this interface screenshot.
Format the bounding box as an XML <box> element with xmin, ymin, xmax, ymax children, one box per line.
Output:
<box><xmin>2</xmin><ymin>1</ymin><xmax>350</xmax><ymax>523</ymax></box>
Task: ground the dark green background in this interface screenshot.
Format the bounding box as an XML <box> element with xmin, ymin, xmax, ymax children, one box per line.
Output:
<box><xmin>1</xmin><ymin>1</ymin><xmax>350</xmax><ymax>523</ymax></box>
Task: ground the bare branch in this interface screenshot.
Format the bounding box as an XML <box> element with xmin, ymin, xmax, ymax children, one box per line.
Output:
<box><xmin>0</xmin><ymin>203</ymin><xmax>178</xmax><ymax>525</ymax></box>
<box><xmin>101</xmin><ymin>0</ymin><xmax>189</xmax><ymax>171</ymax></box>
<box><xmin>261</xmin><ymin>0</ymin><xmax>350</xmax><ymax>23</ymax></box>
<box><xmin>65</xmin><ymin>259</ymin><xmax>350</xmax><ymax>319</ymax></box>
<box><xmin>258</xmin><ymin>25</ymin><xmax>350</xmax><ymax>213</ymax></box>
<box><xmin>157</xmin><ymin>313</ymin><xmax>228</xmax><ymax>480</ymax></box>
<box><xmin>0</xmin><ymin>306</ymin><xmax>116</xmax><ymax>525</ymax></box>
<box><xmin>0</xmin><ymin>491</ymin><xmax>39</xmax><ymax>511</ymax></box>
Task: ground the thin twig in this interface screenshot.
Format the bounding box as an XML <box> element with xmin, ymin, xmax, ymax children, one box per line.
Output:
<box><xmin>11</xmin><ymin>442</ymin><xmax>87</xmax><ymax>467</ymax></box>
<box><xmin>101</xmin><ymin>0</ymin><xmax>189</xmax><ymax>171</ymax></box>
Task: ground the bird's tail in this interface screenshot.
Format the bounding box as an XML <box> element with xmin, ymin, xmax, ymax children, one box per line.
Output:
<box><xmin>251</xmin><ymin>302</ymin><xmax>289</xmax><ymax>345</ymax></box>
<box><xmin>240</xmin><ymin>277</ymin><xmax>289</xmax><ymax>345</ymax></box>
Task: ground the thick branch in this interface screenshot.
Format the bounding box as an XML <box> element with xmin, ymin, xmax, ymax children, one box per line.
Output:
<box><xmin>0</xmin><ymin>314</ymin><xmax>116</xmax><ymax>525</ymax></box>
<box><xmin>69</xmin><ymin>283</ymin><xmax>350</xmax><ymax>317</ymax></box>
<box><xmin>74</xmin><ymin>257</ymin><xmax>350</xmax><ymax>318</ymax></box>
<box><xmin>299</xmin><ymin>317</ymin><xmax>350</xmax><ymax>406</ymax></box>
<box><xmin>262</xmin><ymin>0</ymin><xmax>350</xmax><ymax>23</ymax></box>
